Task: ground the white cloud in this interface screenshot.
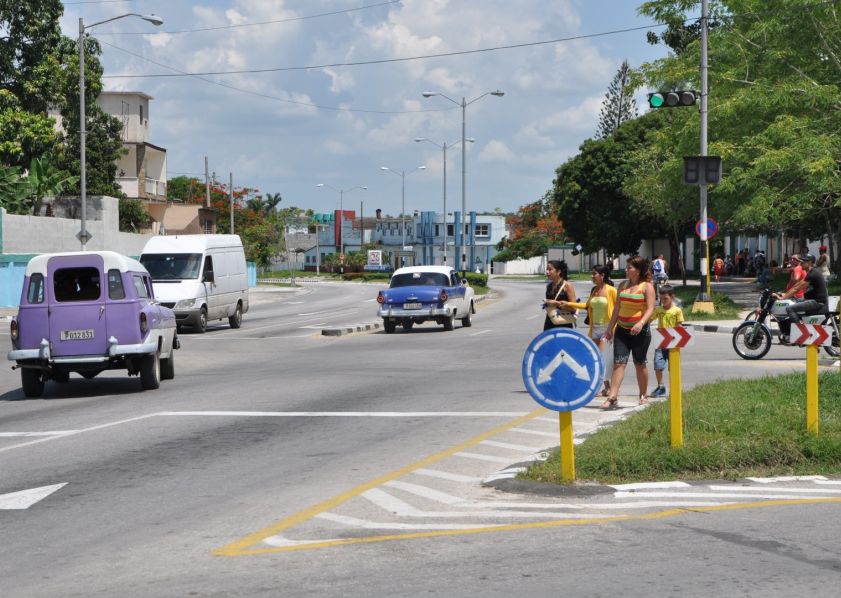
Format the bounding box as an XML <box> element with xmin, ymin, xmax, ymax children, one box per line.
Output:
<box><xmin>478</xmin><ymin>140</ymin><xmax>515</xmax><ymax>162</ymax></box>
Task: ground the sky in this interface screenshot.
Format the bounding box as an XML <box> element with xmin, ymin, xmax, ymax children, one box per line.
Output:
<box><xmin>59</xmin><ymin>0</ymin><xmax>671</xmax><ymax>218</ymax></box>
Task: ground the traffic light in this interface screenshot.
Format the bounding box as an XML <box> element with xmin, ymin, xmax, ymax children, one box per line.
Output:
<box><xmin>683</xmin><ymin>156</ymin><xmax>722</xmax><ymax>185</ymax></box>
<box><xmin>648</xmin><ymin>90</ymin><xmax>699</xmax><ymax>108</ymax></box>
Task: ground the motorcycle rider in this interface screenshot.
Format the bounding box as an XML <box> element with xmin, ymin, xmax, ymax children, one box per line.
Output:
<box><xmin>774</xmin><ymin>253</ymin><xmax>828</xmax><ymax>343</ymax></box>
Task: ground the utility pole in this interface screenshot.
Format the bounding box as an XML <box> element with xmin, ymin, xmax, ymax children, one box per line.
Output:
<box><xmin>229</xmin><ymin>172</ymin><xmax>234</xmax><ymax>234</ymax></box>
<box><xmin>204</xmin><ymin>156</ymin><xmax>210</xmax><ymax>208</ymax></box>
<box><xmin>696</xmin><ymin>0</ymin><xmax>713</xmax><ymax>307</ymax></box>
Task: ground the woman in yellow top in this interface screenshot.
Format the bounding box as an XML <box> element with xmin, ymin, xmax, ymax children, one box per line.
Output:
<box><xmin>558</xmin><ymin>264</ymin><xmax>617</xmax><ymax>397</ymax></box>
<box><xmin>602</xmin><ymin>256</ymin><xmax>656</xmax><ymax>408</ymax></box>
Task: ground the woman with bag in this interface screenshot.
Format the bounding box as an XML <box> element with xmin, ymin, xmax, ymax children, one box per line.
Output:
<box><xmin>543</xmin><ymin>260</ymin><xmax>578</xmax><ymax>331</ymax></box>
<box><xmin>558</xmin><ymin>263</ymin><xmax>616</xmax><ymax>397</ymax></box>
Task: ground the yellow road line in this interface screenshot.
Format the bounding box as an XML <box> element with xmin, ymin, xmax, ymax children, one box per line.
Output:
<box><xmin>214</xmin><ymin>407</ymin><xmax>547</xmax><ymax>556</ymax></box>
<box><xmin>220</xmin><ymin>496</ymin><xmax>841</xmax><ymax>556</ymax></box>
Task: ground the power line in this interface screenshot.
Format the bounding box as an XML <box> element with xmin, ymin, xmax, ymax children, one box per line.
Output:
<box><xmin>94</xmin><ymin>0</ymin><xmax>402</xmax><ymax>35</ymax></box>
<box><xmin>98</xmin><ymin>39</ymin><xmax>455</xmax><ymax>115</ymax></box>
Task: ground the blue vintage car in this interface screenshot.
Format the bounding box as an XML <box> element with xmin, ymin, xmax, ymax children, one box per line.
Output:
<box><xmin>7</xmin><ymin>251</ymin><xmax>179</xmax><ymax>398</ymax></box>
<box><xmin>376</xmin><ymin>266</ymin><xmax>475</xmax><ymax>333</ymax></box>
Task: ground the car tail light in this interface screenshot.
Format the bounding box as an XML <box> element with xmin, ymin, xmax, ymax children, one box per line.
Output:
<box><xmin>10</xmin><ymin>319</ymin><xmax>18</xmax><ymax>342</ymax></box>
<box><xmin>377</xmin><ymin>293</ymin><xmax>385</xmax><ymax>304</ymax></box>
<box><xmin>440</xmin><ymin>290</ymin><xmax>448</xmax><ymax>303</ymax></box>
<box><xmin>140</xmin><ymin>312</ymin><xmax>148</xmax><ymax>334</ymax></box>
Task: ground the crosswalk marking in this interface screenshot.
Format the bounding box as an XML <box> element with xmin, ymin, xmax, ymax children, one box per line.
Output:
<box><xmin>413</xmin><ymin>469</ymin><xmax>482</xmax><ymax>483</ymax></box>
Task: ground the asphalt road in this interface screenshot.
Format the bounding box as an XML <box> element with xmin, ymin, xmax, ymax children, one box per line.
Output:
<box><xmin>1</xmin><ymin>279</ymin><xmax>840</xmax><ymax>597</ymax></box>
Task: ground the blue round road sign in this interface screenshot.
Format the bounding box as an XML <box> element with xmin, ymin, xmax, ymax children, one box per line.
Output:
<box><xmin>695</xmin><ymin>217</ymin><xmax>718</xmax><ymax>239</ymax></box>
<box><xmin>522</xmin><ymin>329</ymin><xmax>605</xmax><ymax>412</ymax></box>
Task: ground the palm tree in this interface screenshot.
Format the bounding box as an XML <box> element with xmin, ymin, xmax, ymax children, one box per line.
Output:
<box><xmin>264</xmin><ymin>192</ymin><xmax>282</xmax><ymax>213</ymax></box>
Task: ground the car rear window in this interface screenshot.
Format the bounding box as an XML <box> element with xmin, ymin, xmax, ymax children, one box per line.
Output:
<box><xmin>389</xmin><ymin>272</ymin><xmax>450</xmax><ymax>288</ymax></box>
<box><xmin>108</xmin><ymin>269</ymin><xmax>126</xmax><ymax>300</ymax></box>
<box><xmin>54</xmin><ymin>267</ymin><xmax>101</xmax><ymax>302</ymax></box>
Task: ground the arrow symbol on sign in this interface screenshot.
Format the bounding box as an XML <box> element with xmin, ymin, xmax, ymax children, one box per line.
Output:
<box><xmin>793</xmin><ymin>323</ymin><xmax>813</xmax><ymax>346</ymax></box>
<box><xmin>0</xmin><ymin>483</ymin><xmax>66</xmax><ymax>510</ymax></box>
<box><xmin>537</xmin><ymin>350</ymin><xmax>589</xmax><ymax>384</ymax></box>
<box><xmin>813</xmin><ymin>325</ymin><xmax>830</xmax><ymax>346</ymax></box>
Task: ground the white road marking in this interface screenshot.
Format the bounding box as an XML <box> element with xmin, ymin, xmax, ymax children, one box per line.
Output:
<box><xmin>746</xmin><ymin>475</ymin><xmax>828</xmax><ymax>483</ymax></box>
<box><xmin>509</xmin><ymin>427</ymin><xmax>558</xmax><ymax>438</ymax></box>
<box><xmin>470</xmin><ymin>330</ymin><xmax>491</xmax><ymax>336</ymax></box>
<box><xmin>413</xmin><ymin>469</ymin><xmax>482</xmax><ymax>483</ymax></box>
<box><xmin>0</xmin><ymin>431</ymin><xmax>78</xmax><ymax>438</ymax></box>
<box><xmin>158</xmin><ymin>411</ymin><xmax>530</xmax><ymax>418</ymax></box>
<box><xmin>454</xmin><ymin>452</ymin><xmax>536</xmax><ymax>464</ymax></box>
<box><xmin>480</xmin><ymin>440</ymin><xmax>545</xmax><ymax>452</ymax></box>
<box><xmin>610</xmin><ymin>481</ymin><xmax>691</xmax><ymax>490</ymax></box>
<box><xmin>527</xmin><ymin>314</ymin><xmax>542</xmax><ymax>320</ymax></box>
<box><xmin>706</xmin><ymin>485</ymin><xmax>841</xmax><ymax>495</ymax></box>
<box><xmin>0</xmin><ymin>483</ymin><xmax>67</xmax><ymax>510</ymax></box>
<box><xmin>314</xmin><ymin>513</ymin><xmax>504</xmax><ymax>531</ymax></box>
<box><xmin>613</xmin><ymin>491</ymin><xmax>838</xmax><ymax>500</ymax></box>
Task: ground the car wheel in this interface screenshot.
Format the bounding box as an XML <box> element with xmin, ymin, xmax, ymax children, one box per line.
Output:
<box><xmin>21</xmin><ymin>369</ymin><xmax>45</xmax><ymax>398</ymax></box>
<box><xmin>160</xmin><ymin>342</ymin><xmax>176</xmax><ymax>381</ymax></box>
<box><xmin>140</xmin><ymin>350</ymin><xmax>161</xmax><ymax>390</ymax></box>
<box><xmin>196</xmin><ymin>307</ymin><xmax>208</xmax><ymax>333</ymax></box>
<box><xmin>229</xmin><ymin>302</ymin><xmax>243</xmax><ymax>329</ymax></box>
<box><xmin>384</xmin><ymin>320</ymin><xmax>397</xmax><ymax>334</ymax></box>
<box><xmin>443</xmin><ymin>312</ymin><xmax>455</xmax><ymax>331</ymax></box>
<box><xmin>403</xmin><ymin>320</ymin><xmax>414</xmax><ymax>331</ymax></box>
<box><xmin>461</xmin><ymin>304</ymin><xmax>473</xmax><ymax>327</ymax></box>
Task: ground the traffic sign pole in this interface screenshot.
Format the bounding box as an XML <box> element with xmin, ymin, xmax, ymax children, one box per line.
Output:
<box><xmin>668</xmin><ymin>348</ymin><xmax>684</xmax><ymax>448</ymax></box>
<box><xmin>559</xmin><ymin>412</ymin><xmax>575</xmax><ymax>481</ymax></box>
<box><xmin>806</xmin><ymin>345</ymin><xmax>819</xmax><ymax>435</ymax></box>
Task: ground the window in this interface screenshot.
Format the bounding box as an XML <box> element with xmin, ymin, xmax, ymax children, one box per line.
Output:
<box><xmin>107</xmin><ymin>269</ymin><xmax>126</xmax><ymax>300</ymax></box>
<box><xmin>132</xmin><ymin>275</ymin><xmax>149</xmax><ymax>299</ymax></box>
<box><xmin>140</xmin><ymin>104</ymin><xmax>144</xmax><ymax>123</ymax></box>
<box><xmin>203</xmin><ymin>256</ymin><xmax>214</xmax><ymax>280</ymax></box>
<box><xmin>389</xmin><ymin>272</ymin><xmax>449</xmax><ymax>288</ymax></box>
<box><xmin>27</xmin><ymin>274</ymin><xmax>44</xmax><ymax>304</ymax></box>
<box><xmin>140</xmin><ymin>253</ymin><xmax>203</xmax><ymax>280</ymax></box>
<box><xmin>475</xmin><ymin>224</ymin><xmax>490</xmax><ymax>237</ymax></box>
<box><xmin>54</xmin><ymin>267</ymin><xmax>101</xmax><ymax>302</ymax></box>
<box><xmin>447</xmin><ymin>224</ymin><xmax>454</xmax><ymax>236</ymax></box>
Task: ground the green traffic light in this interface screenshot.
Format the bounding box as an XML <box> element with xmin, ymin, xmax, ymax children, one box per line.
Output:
<box><xmin>648</xmin><ymin>93</ymin><xmax>665</xmax><ymax>108</ymax></box>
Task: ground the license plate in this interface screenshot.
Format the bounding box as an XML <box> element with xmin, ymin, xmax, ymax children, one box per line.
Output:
<box><xmin>403</xmin><ymin>302</ymin><xmax>422</xmax><ymax>310</ymax></box>
<box><xmin>60</xmin><ymin>329</ymin><xmax>95</xmax><ymax>341</ymax></box>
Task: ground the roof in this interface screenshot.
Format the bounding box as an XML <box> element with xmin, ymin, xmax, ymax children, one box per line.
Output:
<box><xmin>393</xmin><ymin>265</ymin><xmax>455</xmax><ymax>276</ymax></box>
<box><xmin>99</xmin><ymin>91</ymin><xmax>154</xmax><ymax>101</ymax></box>
<box><xmin>25</xmin><ymin>251</ymin><xmax>147</xmax><ymax>277</ymax></box>
<box><xmin>142</xmin><ymin>234</ymin><xmax>243</xmax><ymax>254</ymax></box>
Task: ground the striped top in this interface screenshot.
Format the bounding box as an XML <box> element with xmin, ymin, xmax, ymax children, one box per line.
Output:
<box><xmin>617</xmin><ymin>283</ymin><xmax>647</xmax><ymax>329</ymax></box>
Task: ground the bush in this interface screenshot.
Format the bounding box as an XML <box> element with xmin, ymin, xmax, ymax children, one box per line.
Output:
<box><xmin>463</xmin><ymin>272</ymin><xmax>488</xmax><ymax>288</ymax></box>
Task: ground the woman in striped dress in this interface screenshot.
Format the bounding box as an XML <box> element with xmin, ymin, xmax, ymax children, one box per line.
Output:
<box><xmin>601</xmin><ymin>255</ymin><xmax>656</xmax><ymax>408</ymax></box>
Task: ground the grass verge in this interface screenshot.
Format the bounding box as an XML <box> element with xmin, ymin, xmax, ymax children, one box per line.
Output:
<box><xmin>521</xmin><ymin>372</ymin><xmax>841</xmax><ymax>485</ymax></box>
<box><xmin>674</xmin><ymin>286</ymin><xmax>742</xmax><ymax>320</ymax></box>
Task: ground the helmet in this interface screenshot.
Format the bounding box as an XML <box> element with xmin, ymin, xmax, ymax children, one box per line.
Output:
<box><xmin>799</xmin><ymin>253</ymin><xmax>816</xmax><ymax>263</ymax></box>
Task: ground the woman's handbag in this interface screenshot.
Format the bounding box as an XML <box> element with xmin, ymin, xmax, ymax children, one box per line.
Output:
<box><xmin>546</xmin><ymin>283</ymin><xmax>576</xmax><ymax>325</ymax></box>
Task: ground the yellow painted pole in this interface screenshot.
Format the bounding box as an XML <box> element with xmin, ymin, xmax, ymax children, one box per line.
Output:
<box><xmin>806</xmin><ymin>344</ymin><xmax>819</xmax><ymax>435</ymax></box>
<box><xmin>705</xmin><ymin>241</ymin><xmax>712</xmax><ymax>297</ymax></box>
<box><xmin>669</xmin><ymin>348</ymin><xmax>684</xmax><ymax>448</ymax></box>
<box><xmin>559</xmin><ymin>411</ymin><xmax>575</xmax><ymax>482</ymax></box>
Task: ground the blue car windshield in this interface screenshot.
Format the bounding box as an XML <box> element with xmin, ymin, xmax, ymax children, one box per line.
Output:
<box><xmin>389</xmin><ymin>272</ymin><xmax>450</xmax><ymax>288</ymax></box>
<box><xmin>140</xmin><ymin>253</ymin><xmax>203</xmax><ymax>280</ymax></box>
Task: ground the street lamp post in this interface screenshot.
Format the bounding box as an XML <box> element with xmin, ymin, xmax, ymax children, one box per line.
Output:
<box><xmin>78</xmin><ymin>13</ymin><xmax>163</xmax><ymax>250</ymax></box>
<box><xmin>422</xmin><ymin>90</ymin><xmax>503</xmax><ymax>272</ymax></box>
<box><xmin>316</xmin><ymin>183</ymin><xmax>366</xmax><ymax>273</ymax></box>
<box><xmin>415</xmin><ymin>137</ymin><xmax>474</xmax><ymax>265</ymax></box>
<box><xmin>380</xmin><ymin>165</ymin><xmax>426</xmax><ymax>256</ymax></box>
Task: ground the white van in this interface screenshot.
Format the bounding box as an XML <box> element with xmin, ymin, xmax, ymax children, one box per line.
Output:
<box><xmin>140</xmin><ymin>235</ymin><xmax>249</xmax><ymax>332</ymax></box>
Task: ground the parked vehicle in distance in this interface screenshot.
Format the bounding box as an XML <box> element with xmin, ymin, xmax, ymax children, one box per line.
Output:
<box><xmin>7</xmin><ymin>251</ymin><xmax>178</xmax><ymax>398</ymax></box>
<box><xmin>140</xmin><ymin>234</ymin><xmax>249</xmax><ymax>333</ymax></box>
<box><xmin>376</xmin><ymin>265</ymin><xmax>475</xmax><ymax>333</ymax></box>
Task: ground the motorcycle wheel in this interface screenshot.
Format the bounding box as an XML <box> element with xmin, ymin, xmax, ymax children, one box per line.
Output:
<box><xmin>822</xmin><ymin>314</ymin><xmax>840</xmax><ymax>358</ymax></box>
<box><xmin>732</xmin><ymin>321</ymin><xmax>772</xmax><ymax>360</ymax></box>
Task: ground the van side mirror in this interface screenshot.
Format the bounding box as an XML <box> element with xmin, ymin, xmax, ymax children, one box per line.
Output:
<box><xmin>203</xmin><ymin>270</ymin><xmax>215</xmax><ymax>283</ymax></box>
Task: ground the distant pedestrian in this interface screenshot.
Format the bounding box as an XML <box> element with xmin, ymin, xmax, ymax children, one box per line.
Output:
<box><xmin>542</xmin><ymin>260</ymin><xmax>578</xmax><ymax>331</ymax></box>
<box><xmin>602</xmin><ymin>256</ymin><xmax>656</xmax><ymax>408</ymax></box>
<box><xmin>560</xmin><ymin>264</ymin><xmax>617</xmax><ymax>398</ymax></box>
<box><xmin>816</xmin><ymin>245</ymin><xmax>832</xmax><ymax>282</ymax></box>
<box><xmin>647</xmin><ymin>285</ymin><xmax>685</xmax><ymax>398</ymax></box>
<box><xmin>713</xmin><ymin>255</ymin><xmax>724</xmax><ymax>282</ymax></box>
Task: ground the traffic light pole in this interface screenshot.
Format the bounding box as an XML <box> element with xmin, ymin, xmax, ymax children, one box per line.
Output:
<box><xmin>696</xmin><ymin>0</ymin><xmax>713</xmax><ymax>305</ymax></box>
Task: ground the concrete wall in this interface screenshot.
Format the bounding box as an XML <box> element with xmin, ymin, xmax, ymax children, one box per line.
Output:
<box><xmin>492</xmin><ymin>256</ymin><xmax>546</xmax><ymax>275</ymax></box>
<box><xmin>1</xmin><ymin>196</ymin><xmax>154</xmax><ymax>257</ymax></box>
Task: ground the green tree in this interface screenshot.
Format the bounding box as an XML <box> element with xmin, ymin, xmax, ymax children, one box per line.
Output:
<box><xmin>597</xmin><ymin>60</ymin><xmax>638</xmax><ymax>139</ymax></box>
<box><xmin>25</xmin><ymin>154</ymin><xmax>78</xmax><ymax>214</ymax></box>
<box><xmin>167</xmin><ymin>176</ymin><xmax>205</xmax><ymax>203</ymax></box>
<box><xmin>0</xmin><ymin>164</ymin><xmax>29</xmax><ymax>213</ymax></box>
<box><xmin>0</xmin><ymin>90</ymin><xmax>61</xmax><ymax>169</ymax></box>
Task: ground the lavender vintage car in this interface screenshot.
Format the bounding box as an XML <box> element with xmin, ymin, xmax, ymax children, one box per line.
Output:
<box><xmin>376</xmin><ymin>265</ymin><xmax>475</xmax><ymax>333</ymax></box>
<box><xmin>7</xmin><ymin>251</ymin><xmax>179</xmax><ymax>397</ymax></box>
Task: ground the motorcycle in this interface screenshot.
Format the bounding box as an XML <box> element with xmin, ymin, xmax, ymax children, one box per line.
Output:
<box><xmin>732</xmin><ymin>288</ymin><xmax>840</xmax><ymax>360</ymax></box>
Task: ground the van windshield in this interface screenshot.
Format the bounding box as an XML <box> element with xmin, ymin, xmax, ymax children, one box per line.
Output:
<box><xmin>140</xmin><ymin>253</ymin><xmax>203</xmax><ymax>280</ymax></box>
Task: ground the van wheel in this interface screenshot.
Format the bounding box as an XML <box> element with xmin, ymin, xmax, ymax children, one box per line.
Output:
<box><xmin>140</xmin><ymin>350</ymin><xmax>161</xmax><ymax>390</ymax></box>
<box><xmin>160</xmin><ymin>343</ymin><xmax>176</xmax><ymax>381</ymax></box>
<box><xmin>196</xmin><ymin>307</ymin><xmax>208</xmax><ymax>333</ymax></box>
<box><xmin>21</xmin><ymin>369</ymin><xmax>45</xmax><ymax>398</ymax></box>
<box><xmin>229</xmin><ymin>302</ymin><xmax>243</xmax><ymax>329</ymax></box>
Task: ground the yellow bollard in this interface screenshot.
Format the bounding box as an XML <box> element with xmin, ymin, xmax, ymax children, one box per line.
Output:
<box><xmin>806</xmin><ymin>344</ymin><xmax>819</xmax><ymax>435</ymax></box>
<box><xmin>559</xmin><ymin>411</ymin><xmax>575</xmax><ymax>482</ymax></box>
<box><xmin>668</xmin><ymin>348</ymin><xmax>684</xmax><ymax>448</ymax></box>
